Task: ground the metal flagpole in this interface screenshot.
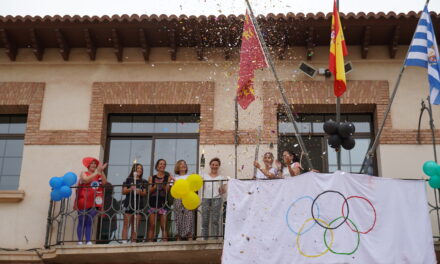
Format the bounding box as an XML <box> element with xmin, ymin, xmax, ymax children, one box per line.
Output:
<box><xmin>360</xmin><ymin>0</ymin><xmax>431</xmax><ymax>174</ymax></box>
<box><xmin>244</xmin><ymin>0</ymin><xmax>314</xmax><ymax>170</ymax></box>
<box><xmin>253</xmin><ymin>127</ymin><xmax>262</xmax><ymax>178</ymax></box>
<box><xmin>235</xmin><ymin>97</ymin><xmax>239</xmax><ymax>179</ymax></box>
<box><xmin>335</xmin><ymin>0</ymin><xmax>342</xmax><ymax>171</ymax></box>
<box><xmin>133</xmin><ymin>162</ymin><xmax>137</xmax><ymax>242</ymax></box>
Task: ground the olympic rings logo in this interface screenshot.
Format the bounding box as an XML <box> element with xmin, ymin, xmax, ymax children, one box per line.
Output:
<box><xmin>285</xmin><ymin>190</ymin><xmax>377</xmax><ymax>258</ymax></box>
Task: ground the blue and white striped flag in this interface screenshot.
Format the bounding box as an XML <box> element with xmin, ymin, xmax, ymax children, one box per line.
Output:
<box><xmin>405</xmin><ymin>5</ymin><xmax>440</xmax><ymax>105</ymax></box>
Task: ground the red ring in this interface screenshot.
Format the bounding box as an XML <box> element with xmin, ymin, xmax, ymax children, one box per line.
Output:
<box><xmin>341</xmin><ymin>196</ymin><xmax>376</xmax><ymax>234</ymax></box>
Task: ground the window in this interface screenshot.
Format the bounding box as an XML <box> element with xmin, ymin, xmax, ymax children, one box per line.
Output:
<box><xmin>0</xmin><ymin>115</ymin><xmax>26</xmax><ymax>190</ymax></box>
<box><xmin>278</xmin><ymin>114</ymin><xmax>376</xmax><ymax>174</ymax></box>
<box><xmin>106</xmin><ymin>114</ymin><xmax>199</xmax><ymax>184</ymax></box>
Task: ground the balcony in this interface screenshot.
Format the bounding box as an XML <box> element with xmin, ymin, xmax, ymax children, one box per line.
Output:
<box><xmin>42</xmin><ymin>179</ymin><xmax>228</xmax><ymax>264</ymax></box>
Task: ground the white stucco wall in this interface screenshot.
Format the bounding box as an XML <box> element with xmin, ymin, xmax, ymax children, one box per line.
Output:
<box><xmin>0</xmin><ymin>45</ymin><xmax>439</xmax><ymax>249</ymax></box>
<box><xmin>0</xmin><ymin>145</ymin><xmax>101</xmax><ymax>248</ymax></box>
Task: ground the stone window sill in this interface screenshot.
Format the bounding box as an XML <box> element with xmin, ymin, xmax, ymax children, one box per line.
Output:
<box><xmin>0</xmin><ymin>190</ymin><xmax>25</xmax><ymax>202</ymax></box>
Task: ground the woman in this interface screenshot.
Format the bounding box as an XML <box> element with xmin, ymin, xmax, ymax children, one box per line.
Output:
<box><xmin>147</xmin><ymin>159</ymin><xmax>172</xmax><ymax>242</ymax></box>
<box><xmin>253</xmin><ymin>152</ymin><xmax>279</xmax><ymax>179</ymax></box>
<box><xmin>173</xmin><ymin>160</ymin><xmax>195</xmax><ymax>241</ymax></box>
<box><xmin>202</xmin><ymin>158</ymin><xmax>227</xmax><ymax>240</ymax></box>
<box><xmin>75</xmin><ymin>157</ymin><xmax>108</xmax><ymax>245</ymax></box>
<box><xmin>121</xmin><ymin>163</ymin><xmax>147</xmax><ymax>243</ymax></box>
<box><xmin>276</xmin><ymin>150</ymin><xmax>301</xmax><ymax>178</ymax></box>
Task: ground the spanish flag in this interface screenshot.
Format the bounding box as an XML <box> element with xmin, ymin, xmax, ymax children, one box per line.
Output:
<box><xmin>236</xmin><ymin>11</ymin><xmax>267</xmax><ymax>110</ymax></box>
<box><xmin>329</xmin><ymin>0</ymin><xmax>348</xmax><ymax>97</ymax></box>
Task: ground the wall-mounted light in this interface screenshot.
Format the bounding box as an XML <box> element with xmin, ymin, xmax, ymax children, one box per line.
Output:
<box><xmin>298</xmin><ymin>61</ymin><xmax>317</xmax><ymax>78</ymax></box>
<box><xmin>344</xmin><ymin>61</ymin><xmax>353</xmax><ymax>74</ymax></box>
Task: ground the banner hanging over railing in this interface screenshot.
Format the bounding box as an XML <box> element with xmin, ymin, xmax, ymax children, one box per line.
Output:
<box><xmin>222</xmin><ymin>172</ymin><xmax>436</xmax><ymax>264</ymax></box>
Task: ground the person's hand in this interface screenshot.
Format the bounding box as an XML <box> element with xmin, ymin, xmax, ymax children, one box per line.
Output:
<box><xmin>102</xmin><ymin>163</ymin><xmax>108</xmax><ymax>170</ymax></box>
<box><xmin>131</xmin><ymin>185</ymin><xmax>136</xmax><ymax>191</ymax></box>
<box><xmin>253</xmin><ymin>160</ymin><xmax>260</xmax><ymax>169</ymax></box>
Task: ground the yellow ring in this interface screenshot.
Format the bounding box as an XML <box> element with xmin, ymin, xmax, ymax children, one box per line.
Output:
<box><xmin>296</xmin><ymin>218</ymin><xmax>334</xmax><ymax>258</ymax></box>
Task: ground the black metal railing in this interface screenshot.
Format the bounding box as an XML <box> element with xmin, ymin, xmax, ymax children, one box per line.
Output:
<box><xmin>44</xmin><ymin>179</ymin><xmax>228</xmax><ymax>248</ymax></box>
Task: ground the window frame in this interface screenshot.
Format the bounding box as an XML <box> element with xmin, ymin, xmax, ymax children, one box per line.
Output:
<box><xmin>105</xmin><ymin>114</ymin><xmax>200</xmax><ymax>178</ymax></box>
<box><xmin>0</xmin><ymin>114</ymin><xmax>27</xmax><ymax>190</ymax></box>
<box><xmin>277</xmin><ymin>113</ymin><xmax>378</xmax><ymax>175</ymax></box>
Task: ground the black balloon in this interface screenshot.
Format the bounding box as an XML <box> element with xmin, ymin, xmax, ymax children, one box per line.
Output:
<box><xmin>323</xmin><ymin>120</ymin><xmax>338</xmax><ymax>135</ymax></box>
<box><xmin>342</xmin><ymin>137</ymin><xmax>356</xmax><ymax>150</ymax></box>
<box><xmin>348</xmin><ymin>122</ymin><xmax>355</xmax><ymax>134</ymax></box>
<box><xmin>338</xmin><ymin>122</ymin><xmax>352</xmax><ymax>138</ymax></box>
<box><xmin>328</xmin><ymin>134</ymin><xmax>342</xmax><ymax>149</ymax></box>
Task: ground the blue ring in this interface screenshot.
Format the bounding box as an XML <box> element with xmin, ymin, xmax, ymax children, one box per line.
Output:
<box><xmin>285</xmin><ymin>195</ymin><xmax>320</xmax><ymax>235</ymax></box>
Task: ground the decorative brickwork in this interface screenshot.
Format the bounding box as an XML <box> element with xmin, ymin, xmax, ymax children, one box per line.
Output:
<box><xmin>262</xmin><ymin>80</ymin><xmax>440</xmax><ymax>145</ymax></box>
<box><xmin>2</xmin><ymin>81</ymin><xmax>437</xmax><ymax>146</ymax></box>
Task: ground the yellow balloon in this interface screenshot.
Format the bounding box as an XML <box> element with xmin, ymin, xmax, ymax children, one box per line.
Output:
<box><xmin>173</xmin><ymin>179</ymin><xmax>190</xmax><ymax>196</ymax></box>
<box><xmin>182</xmin><ymin>192</ymin><xmax>200</xmax><ymax>210</ymax></box>
<box><xmin>187</xmin><ymin>174</ymin><xmax>203</xmax><ymax>192</ymax></box>
<box><xmin>171</xmin><ymin>185</ymin><xmax>183</xmax><ymax>199</ymax></box>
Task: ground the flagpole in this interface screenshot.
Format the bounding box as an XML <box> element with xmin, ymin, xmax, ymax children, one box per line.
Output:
<box><xmin>244</xmin><ymin>0</ymin><xmax>314</xmax><ymax>170</ymax></box>
<box><xmin>336</xmin><ymin>0</ymin><xmax>342</xmax><ymax>171</ymax></box>
<box><xmin>235</xmin><ymin>97</ymin><xmax>239</xmax><ymax>179</ymax></box>
<box><xmin>253</xmin><ymin>126</ymin><xmax>262</xmax><ymax>178</ymax></box>
<box><xmin>359</xmin><ymin>0</ymin><xmax>430</xmax><ymax>173</ymax></box>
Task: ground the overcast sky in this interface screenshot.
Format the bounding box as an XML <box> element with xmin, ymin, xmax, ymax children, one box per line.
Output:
<box><xmin>0</xmin><ymin>0</ymin><xmax>439</xmax><ymax>17</ymax></box>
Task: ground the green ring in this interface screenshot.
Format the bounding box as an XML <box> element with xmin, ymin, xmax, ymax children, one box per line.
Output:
<box><xmin>323</xmin><ymin>216</ymin><xmax>360</xmax><ymax>255</ymax></box>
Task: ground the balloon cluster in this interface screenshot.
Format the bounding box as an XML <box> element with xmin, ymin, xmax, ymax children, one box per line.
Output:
<box><xmin>323</xmin><ymin>120</ymin><xmax>356</xmax><ymax>150</ymax></box>
<box><xmin>423</xmin><ymin>161</ymin><xmax>440</xmax><ymax>188</ymax></box>
<box><xmin>171</xmin><ymin>174</ymin><xmax>203</xmax><ymax>210</ymax></box>
<box><xmin>49</xmin><ymin>172</ymin><xmax>77</xmax><ymax>201</ymax></box>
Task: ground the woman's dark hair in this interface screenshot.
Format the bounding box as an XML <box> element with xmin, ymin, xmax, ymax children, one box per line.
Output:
<box><xmin>128</xmin><ymin>163</ymin><xmax>144</xmax><ymax>179</ymax></box>
<box><xmin>209</xmin><ymin>157</ymin><xmax>221</xmax><ymax>166</ymax></box>
<box><xmin>281</xmin><ymin>150</ymin><xmax>300</xmax><ymax>169</ymax></box>
<box><xmin>155</xmin><ymin>159</ymin><xmax>167</xmax><ymax>171</ymax></box>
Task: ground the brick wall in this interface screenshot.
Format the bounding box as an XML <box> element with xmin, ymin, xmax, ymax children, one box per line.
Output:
<box><xmin>1</xmin><ymin>81</ymin><xmax>438</xmax><ymax>147</ymax></box>
<box><xmin>262</xmin><ymin>80</ymin><xmax>440</xmax><ymax>145</ymax></box>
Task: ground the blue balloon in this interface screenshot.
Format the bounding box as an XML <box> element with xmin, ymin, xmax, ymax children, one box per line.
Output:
<box><xmin>49</xmin><ymin>177</ymin><xmax>63</xmax><ymax>189</ymax></box>
<box><xmin>50</xmin><ymin>189</ymin><xmax>63</xmax><ymax>201</ymax></box>
<box><xmin>423</xmin><ymin>161</ymin><xmax>438</xmax><ymax>177</ymax></box>
<box><xmin>62</xmin><ymin>172</ymin><xmax>77</xmax><ymax>187</ymax></box>
<box><xmin>59</xmin><ymin>185</ymin><xmax>72</xmax><ymax>198</ymax></box>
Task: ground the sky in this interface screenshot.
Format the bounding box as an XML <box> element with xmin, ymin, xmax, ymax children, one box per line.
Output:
<box><xmin>0</xmin><ymin>0</ymin><xmax>439</xmax><ymax>17</ymax></box>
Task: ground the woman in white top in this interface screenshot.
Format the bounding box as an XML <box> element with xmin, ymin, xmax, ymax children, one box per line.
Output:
<box><xmin>201</xmin><ymin>157</ymin><xmax>227</xmax><ymax>240</ymax></box>
<box><xmin>173</xmin><ymin>160</ymin><xmax>195</xmax><ymax>241</ymax></box>
<box><xmin>276</xmin><ymin>150</ymin><xmax>301</xmax><ymax>178</ymax></box>
<box><xmin>253</xmin><ymin>152</ymin><xmax>279</xmax><ymax>179</ymax></box>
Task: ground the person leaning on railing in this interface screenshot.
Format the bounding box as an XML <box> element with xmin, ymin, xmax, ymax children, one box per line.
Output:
<box><xmin>74</xmin><ymin>157</ymin><xmax>108</xmax><ymax>245</ymax></box>
<box><xmin>147</xmin><ymin>159</ymin><xmax>172</xmax><ymax>242</ymax></box>
<box><xmin>201</xmin><ymin>157</ymin><xmax>227</xmax><ymax>240</ymax></box>
<box><xmin>253</xmin><ymin>152</ymin><xmax>279</xmax><ymax>179</ymax></box>
<box><xmin>275</xmin><ymin>150</ymin><xmax>301</xmax><ymax>178</ymax></box>
<box><xmin>173</xmin><ymin>160</ymin><xmax>195</xmax><ymax>241</ymax></box>
<box><xmin>121</xmin><ymin>163</ymin><xmax>148</xmax><ymax>243</ymax></box>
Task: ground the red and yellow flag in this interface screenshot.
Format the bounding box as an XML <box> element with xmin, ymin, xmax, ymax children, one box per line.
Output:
<box><xmin>236</xmin><ymin>11</ymin><xmax>267</xmax><ymax>110</ymax></box>
<box><xmin>329</xmin><ymin>0</ymin><xmax>348</xmax><ymax>97</ymax></box>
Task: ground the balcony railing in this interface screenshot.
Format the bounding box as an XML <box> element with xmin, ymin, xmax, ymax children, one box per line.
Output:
<box><xmin>44</xmin><ymin>179</ymin><xmax>228</xmax><ymax>248</ymax></box>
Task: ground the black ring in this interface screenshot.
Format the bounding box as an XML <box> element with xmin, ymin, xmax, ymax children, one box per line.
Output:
<box><xmin>311</xmin><ymin>190</ymin><xmax>349</xmax><ymax>230</ymax></box>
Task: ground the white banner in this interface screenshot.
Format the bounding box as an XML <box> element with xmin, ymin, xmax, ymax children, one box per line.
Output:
<box><xmin>222</xmin><ymin>171</ymin><xmax>436</xmax><ymax>264</ymax></box>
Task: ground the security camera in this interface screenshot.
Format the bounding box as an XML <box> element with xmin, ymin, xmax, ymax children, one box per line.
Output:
<box><xmin>298</xmin><ymin>61</ymin><xmax>317</xmax><ymax>78</ymax></box>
